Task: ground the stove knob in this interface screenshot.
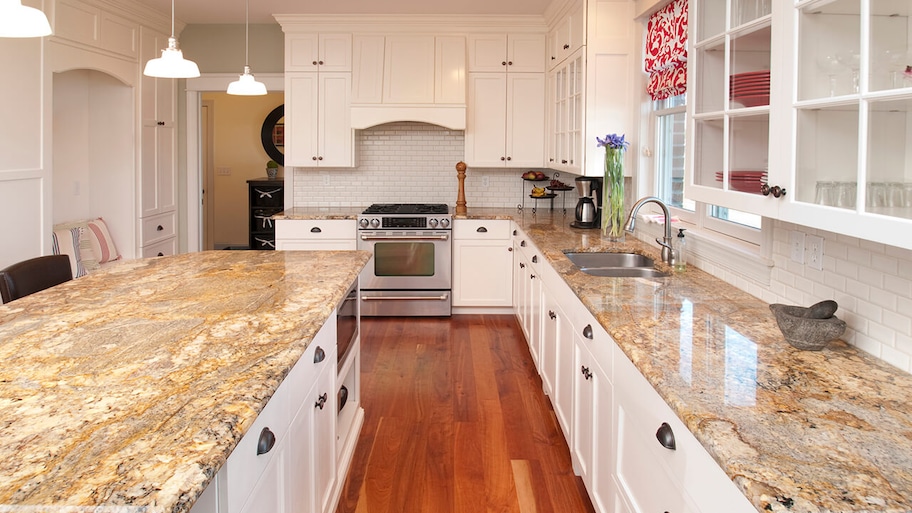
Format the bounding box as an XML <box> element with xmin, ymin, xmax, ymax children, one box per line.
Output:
<box><xmin>440</xmin><ymin>218</ymin><xmax>450</xmax><ymax>228</ymax></box>
<box><xmin>370</xmin><ymin>218</ymin><xmax>380</xmax><ymax>228</ymax></box>
<box><xmin>359</xmin><ymin>218</ymin><xmax>369</xmax><ymax>228</ymax></box>
<box><xmin>428</xmin><ymin>218</ymin><xmax>439</xmax><ymax>228</ymax></box>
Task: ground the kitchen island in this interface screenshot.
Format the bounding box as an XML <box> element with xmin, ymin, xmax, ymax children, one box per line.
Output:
<box><xmin>0</xmin><ymin>250</ymin><xmax>370</xmax><ymax>512</ymax></box>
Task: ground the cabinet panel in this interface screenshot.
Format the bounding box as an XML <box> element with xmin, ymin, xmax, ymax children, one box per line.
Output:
<box><xmin>286</xmin><ymin>73</ymin><xmax>319</xmax><ymax>167</ymax></box>
<box><xmin>140</xmin><ymin>211</ymin><xmax>176</xmax><ymax>245</ymax></box>
<box><xmin>319</xmin><ymin>73</ymin><xmax>354</xmax><ymax>167</ymax></box>
<box><xmin>452</xmin><ymin>240</ymin><xmax>513</xmax><ymax>307</ymax></box>
<box><xmin>435</xmin><ymin>36</ymin><xmax>467</xmax><ymax>104</ymax></box>
<box><xmin>466</xmin><ymin>73</ymin><xmax>508</xmax><ymax>166</ymax></box>
<box><xmin>467</xmin><ymin>34</ymin><xmax>508</xmax><ymax>72</ymax></box>
<box><xmin>383</xmin><ymin>36</ymin><xmax>436</xmax><ymax>104</ymax></box>
<box><xmin>508</xmin><ymin>34</ymin><xmax>546</xmax><ymax>73</ymax></box>
<box><xmin>351</xmin><ymin>36</ymin><xmax>385</xmax><ymax>104</ymax></box>
<box><xmin>506</xmin><ymin>73</ymin><xmax>546</xmax><ymax>167</ymax></box>
<box><xmin>141</xmin><ymin>237</ymin><xmax>176</xmax><ymax>258</ymax></box>
<box><xmin>287</xmin><ymin>33</ymin><xmax>352</xmax><ymax>72</ymax></box>
<box><xmin>238</xmin><ymin>448</ymin><xmax>286</xmax><ymax>513</ymax></box>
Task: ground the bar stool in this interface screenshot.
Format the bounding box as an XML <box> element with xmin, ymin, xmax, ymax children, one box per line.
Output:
<box><xmin>0</xmin><ymin>255</ymin><xmax>73</xmax><ymax>304</ymax></box>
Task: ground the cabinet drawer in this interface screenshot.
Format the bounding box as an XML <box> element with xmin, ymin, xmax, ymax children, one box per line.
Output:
<box><xmin>287</xmin><ymin>319</ymin><xmax>337</xmax><ymax>417</ymax></box>
<box><xmin>453</xmin><ymin>219</ymin><xmax>511</xmax><ymax>239</ymax></box>
<box><xmin>140</xmin><ymin>212</ymin><xmax>176</xmax><ymax>245</ymax></box>
<box><xmin>224</xmin><ymin>381</ymin><xmax>291</xmax><ymax>513</ymax></box>
<box><xmin>250</xmin><ymin>184</ymin><xmax>285</xmax><ymax>208</ymax></box>
<box><xmin>275</xmin><ymin>219</ymin><xmax>356</xmax><ymax>240</ymax></box>
<box><xmin>141</xmin><ymin>238</ymin><xmax>176</xmax><ymax>258</ymax></box>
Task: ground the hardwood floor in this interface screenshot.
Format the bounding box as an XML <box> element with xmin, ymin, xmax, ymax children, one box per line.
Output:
<box><xmin>335</xmin><ymin>315</ymin><xmax>595</xmax><ymax>513</ymax></box>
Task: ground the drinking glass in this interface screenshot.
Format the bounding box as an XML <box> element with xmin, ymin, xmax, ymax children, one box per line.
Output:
<box><xmin>834</xmin><ymin>181</ymin><xmax>856</xmax><ymax>208</ymax></box>
<box><xmin>867</xmin><ymin>181</ymin><xmax>887</xmax><ymax>210</ymax></box>
<box><xmin>838</xmin><ymin>52</ymin><xmax>861</xmax><ymax>93</ymax></box>
<box><xmin>814</xmin><ymin>181</ymin><xmax>836</xmax><ymax>206</ymax></box>
<box><xmin>816</xmin><ymin>55</ymin><xmax>843</xmax><ymax>97</ymax></box>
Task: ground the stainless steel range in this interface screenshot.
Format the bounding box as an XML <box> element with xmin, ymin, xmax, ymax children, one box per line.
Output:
<box><xmin>357</xmin><ymin>203</ymin><xmax>452</xmax><ymax>316</ymax></box>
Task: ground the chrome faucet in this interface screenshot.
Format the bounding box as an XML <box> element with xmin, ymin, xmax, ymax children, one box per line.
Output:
<box><xmin>624</xmin><ymin>196</ymin><xmax>674</xmax><ymax>264</ymax></box>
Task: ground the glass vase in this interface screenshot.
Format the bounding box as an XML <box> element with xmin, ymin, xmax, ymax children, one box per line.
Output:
<box><xmin>602</xmin><ymin>147</ymin><xmax>625</xmax><ymax>241</ymax></box>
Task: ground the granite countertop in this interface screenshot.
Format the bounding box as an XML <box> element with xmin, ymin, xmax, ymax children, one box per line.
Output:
<box><xmin>275</xmin><ymin>206</ymin><xmax>366</xmax><ymax>220</ymax></box>
<box><xmin>459</xmin><ymin>208</ymin><xmax>912</xmax><ymax>513</ymax></box>
<box><xmin>0</xmin><ymin>250</ymin><xmax>370</xmax><ymax>512</ymax></box>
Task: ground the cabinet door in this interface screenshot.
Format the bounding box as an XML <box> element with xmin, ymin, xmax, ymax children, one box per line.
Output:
<box><xmin>318</xmin><ymin>73</ymin><xmax>354</xmax><ymax>167</ymax></box>
<box><xmin>572</xmin><ymin>337</ymin><xmax>613</xmax><ymax>513</ymax></box>
<box><xmin>525</xmin><ymin>252</ymin><xmax>542</xmax><ymax>370</ymax></box>
<box><xmin>319</xmin><ymin>33</ymin><xmax>352</xmax><ymax>72</ymax></box>
<box><xmin>287</xmin><ymin>33</ymin><xmax>320</xmax><ymax>71</ymax></box>
<box><xmin>312</xmin><ymin>357</ymin><xmax>337</xmax><ymax>513</ymax></box>
<box><xmin>467</xmin><ymin>34</ymin><xmax>508</xmax><ymax>72</ymax></box>
<box><xmin>139</xmin><ymin>27</ymin><xmax>176</xmax><ymax>217</ymax></box>
<box><xmin>466</xmin><ymin>73</ymin><xmax>508</xmax><ymax>167</ymax></box>
<box><xmin>452</xmin><ymin>238</ymin><xmax>513</xmax><ymax>307</ymax></box>
<box><xmin>506</xmin><ymin>73</ymin><xmax>546</xmax><ymax>167</ymax></box>
<box><xmin>286</xmin><ymin>73</ymin><xmax>319</xmax><ymax>167</ymax></box>
<box><xmin>541</xmin><ymin>286</ymin><xmax>560</xmax><ymax>397</ymax></box>
<box><xmin>507</xmin><ymin>34</ymin><xmax>546</xmax><ymax>73</ymax></box>
<box><xmin>352</xmin><ymin>35</ymin><xmax>385</xmax><ymax>104</ymax></box>
<box><xmin>239</xmin><ymin>447</ymin><xmax>287</xmax><ymax>513</ymax></box>
<box><xmin>435</xmin><ymin>36</ymin><xmax>467</xmax><ymax>104</ymax></box>
<box><xmin>552</xmin><ymin>298</ymin><xmax>574</xmax><ymax>439</ymax></box>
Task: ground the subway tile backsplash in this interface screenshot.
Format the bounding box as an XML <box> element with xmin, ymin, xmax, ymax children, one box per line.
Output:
<box><xmin>291</xmin><ymin>122</ymin><xmax>556</xmax><ymax>209</ymax></box>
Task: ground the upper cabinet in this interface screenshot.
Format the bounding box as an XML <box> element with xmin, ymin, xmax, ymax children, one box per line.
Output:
<box><xmin>549</xmin><ymin>2</ymin><xmax>586</xmax><ymax>69</ymax></box>
<box><xmin>468</xmin><ymin>34</ymin><xmax>547</xmax><ymax>73</ymax></box>
<box><xmin>687</xmin><ymin>0</ymin><xmax>912</xmax><ymax>250</ymax></box>
<box><xmin>286</xmin><ymin>33</ymin><xmax>353</xmax><ymax>72</ymax></box>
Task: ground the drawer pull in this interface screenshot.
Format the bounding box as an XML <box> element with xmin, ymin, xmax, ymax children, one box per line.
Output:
<box><xmin>157</xmin><ymin>252</ymin><xmax>164</xmax><ymax>257</ymax></box>
<box><xmin>310</xmin><ymin>226</ymin><xmax>322</xmax><ymax>233</ymax></box>
<box><xmin>512</xmin><ymin>229</ymin><xmax>517</xmax><ymax>236</ymax></box>
<box><xmin>563</xmin><ymin>43</ymin><xmax>570</xmax><ymax>49</ymax></box>
<box><xmin>476</xmin><ymin>226</ymin><xmax>488</xmax><ymax>233</ymax></box>
<box><xmin>580</xmin><ymin>366</ymin><xmax>592</xmax><ymax>380</ymax></box>
<box><xmin>314</xmin><ymin>346</ymin><xmax>326</xmax><ymax>363</ymax></box>
<box><xmin>520</xmin><ymin>240</ymin><xmax>526</xmax><ymax>247</ymax></box>
<box><xmin>549</xmin><ymin>310</ymin><xmax>556</xmax><ymax>320</ymax></box>
<box><xmin>156</xmin><ymin>225</ymin><xmax>164</xmax><ymax>231</ymax></box>
<box><xmin>315</xmin><ymin>392</ymin><xmax>328</xmax><ymax>410</ymax></box>
<box><xmin>582</xmin><ymin>324</ymin><xmax>593</xmax><ymax>339</ymax></box>
<box><xmin>256</xmin><ymin>427</ymin><xmax>276</xmax><ymax>455</ymax></box>
<box><xmin>531</xmin><ymin>255</ymin><xmax>538</xmax><ymax>264</ymax></box>
<box><xmin>656</xmin><ymin>422</ymin><xmax>676</xmax><ymax>450</ymax></box>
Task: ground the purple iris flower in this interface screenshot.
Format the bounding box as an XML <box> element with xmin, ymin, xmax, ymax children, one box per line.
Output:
<box><xmin>596</xmin><ymin>134</ymin><xmax>629</xmax><ymax>150</ymax></box>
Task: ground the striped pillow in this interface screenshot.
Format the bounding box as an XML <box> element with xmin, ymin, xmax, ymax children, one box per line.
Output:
<box><xmin>52</xmin><ymin>220</ymin><xmax>99</xmax><ymax>272</ymax></box>
<box><xmin>52</xmin><ymin>227</ymin><xmax>87</xmax><ymax>278</ymax></box>
<box><xmin>87</xmin><ymin>217</ymin><xmax>120</xmax><ymax>264</ymax></box>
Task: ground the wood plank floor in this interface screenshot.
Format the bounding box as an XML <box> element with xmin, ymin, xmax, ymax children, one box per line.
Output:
<box><xmin>335</xmin><ymin>315</ymin><xmax>595</xmax><ymax>513</ymax></box>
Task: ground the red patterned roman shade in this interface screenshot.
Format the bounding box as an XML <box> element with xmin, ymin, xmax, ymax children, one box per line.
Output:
<box><xmin>644</xmin><ymin>0</ymin><xmax>688</xmax><ymax>100</ymax></box>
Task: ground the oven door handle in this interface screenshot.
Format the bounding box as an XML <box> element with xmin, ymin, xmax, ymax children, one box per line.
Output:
<box><xmin>361</xmin><ymin>293</ymin><xmax>450</xmax><ymax>301</ymax></box>
<box><xmin>360</xmin><ymin>234</ymin><xmax>450</xmax><ymax>241</ymax></box>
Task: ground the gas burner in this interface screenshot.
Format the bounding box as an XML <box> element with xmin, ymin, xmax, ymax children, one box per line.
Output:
<box><xmin>362</xmin><ymin>203</ymin><xmax>449</xmax><ymax>215</ymax></box>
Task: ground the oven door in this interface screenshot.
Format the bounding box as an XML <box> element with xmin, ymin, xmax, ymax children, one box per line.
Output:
<box><xmin>357</xmin><ymin>230</ymin><xmax>452</xmax><ymax>291</ymax></box>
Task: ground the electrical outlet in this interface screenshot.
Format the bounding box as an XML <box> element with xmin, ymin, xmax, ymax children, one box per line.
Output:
<box><xmin>322</xmin><ymin>174</ymin><xmax>330</xmax><ymax>186</ymax></box>
<box><xmin>482</xmin><ymin>175</ymin><xmax>490</xmax><ymax>188</ymax></box>
<box><xmin>806</xmin><ymin>235</ymin><xmax>824</xmax><ymax>271</ymax></box>
<box><xmin>216</xmin><ymin>167</ymin><xmax>231</xmax><ymax>176</ymax></box>
<box><xmin>789</xmin><ymin>231</ymin><xmax>805</xmax><ymax>264</ymax></box>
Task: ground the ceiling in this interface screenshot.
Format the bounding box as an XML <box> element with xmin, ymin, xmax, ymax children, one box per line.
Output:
<box><xmin>150</xmin><ymin>0</ymin><xmax>554</xmax><ymax>24</ymax></box>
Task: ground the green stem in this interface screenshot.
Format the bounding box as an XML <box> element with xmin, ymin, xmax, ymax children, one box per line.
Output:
<box><xmin>602</xmin><ymin>148</ymin><xmax>625</xmax><ymax>239</ymax></box>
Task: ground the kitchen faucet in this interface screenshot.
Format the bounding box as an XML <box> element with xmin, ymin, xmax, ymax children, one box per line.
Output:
<box><xmin>624</xmin><ymin>196</ymin><xmax>674</xmax><ymax>264</ymax></box>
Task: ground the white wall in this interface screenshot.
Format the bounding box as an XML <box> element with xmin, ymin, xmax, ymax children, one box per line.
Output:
<box><xmin>291</xmin><ymin>122</ymin><xmax>559</xmax><ymax>210</ymax></box>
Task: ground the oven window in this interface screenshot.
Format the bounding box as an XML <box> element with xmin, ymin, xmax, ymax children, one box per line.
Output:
<box><xmin>373</xmin><ymin>242</ymin><xmax>436</xmax><ymax>276</ymax></box>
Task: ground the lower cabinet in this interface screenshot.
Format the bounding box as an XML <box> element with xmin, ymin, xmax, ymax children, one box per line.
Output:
<box><xmin>513</xmin><ymin>232</ymin><xmax>542</xmax><ymax>369</ymax></box>
<box><xmin>275</xmin><ymin>219</ymin><xmax>357</xmax><ymax>250</ymax></box>
<box><xmin>452</xmin><ymin>219</ymin><xmax>514</xmax><ymax>307</ymax></box>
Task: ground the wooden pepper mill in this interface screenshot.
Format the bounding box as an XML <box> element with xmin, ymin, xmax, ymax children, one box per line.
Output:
<box><xmin>455</xmin><ymin>161</ymin><xmax>467</xmax><ymax>215</ymax></box>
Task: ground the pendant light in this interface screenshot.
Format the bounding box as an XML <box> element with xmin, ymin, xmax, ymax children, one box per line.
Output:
<box><xmin>227</xmin><ymin>0</ymin><xmax>267</xmax><ymax>95</ymax></box>
<box><xmin>143</xmin><ymin>0</ymin><xmax>200</xmax><ymax>78</ymax></box>
<box><xmin>0</xmin><ymin>0</ymin><xmax>52</xmax><ymax>38</ymax></box>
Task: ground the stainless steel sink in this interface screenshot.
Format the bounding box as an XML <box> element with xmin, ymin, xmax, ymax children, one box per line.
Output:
<box><xmin>563</xmin><ymin>252</ymin><xmax>670</xmax><ymax>278</ymax></box>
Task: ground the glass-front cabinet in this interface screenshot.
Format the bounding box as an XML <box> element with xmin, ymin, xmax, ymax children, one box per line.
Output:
<box><xmin>688</xmin><ymin>0</ymin><xmax>912</xmax><ymax>249</ymax></box>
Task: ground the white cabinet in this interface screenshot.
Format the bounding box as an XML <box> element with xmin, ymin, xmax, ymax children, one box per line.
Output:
<box><xmin>452</xmin><ymin>219</ymin><xmax>513</xmax><ymax>307</ymax></box>
<box><xmin>548</xmin><ymin>1</ymin><xmax>585</xmax><ymax>69</ymax></box>
<box><xmin>275</xmin><ymin>219</ymin><xmax>357</xmax><ymax>250</ymax></box>
<box><xmin>285</xmin><ymin>72</ymin><xmax>355</xmax><ymax>167</ymax></box>
<box><xmin>139</xmin><ymin>26</ymin><xmax>177</xmax><ymax>256</ymax></box>
<box><xmin>467</xmin><ymin>34</ymin><xmax>546</xmax><ymax>73</ymax></box>
<box><xmin>548</xmin><ymin>49</ymin><xmax>585</xmax><ymax>173</ymax></box>
<box><xmin>466</xmin><ymin>73</ymin><xmax>546</xmax><ymax>167</ymax></box>
<box><xmin>513</xmin><ymin>230</ymin><xmax>543</xmax><ymax>369</ymax></box>
<box><xmin>286</xmin><ymin>33</ymin><xmax>353</xmax><ymax>72</ymax></box>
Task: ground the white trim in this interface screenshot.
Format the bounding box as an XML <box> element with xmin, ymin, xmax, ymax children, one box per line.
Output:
<box><xmin>183</xmin><ymin>73</ymin><xmax>286</xmax><ymax>252</ymax></box>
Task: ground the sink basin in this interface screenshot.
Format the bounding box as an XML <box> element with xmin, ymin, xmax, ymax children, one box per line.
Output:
<box><xmin>563</xmin><ymin>252</ymin><xmax>670</xmax><ymax>278</ymax></box>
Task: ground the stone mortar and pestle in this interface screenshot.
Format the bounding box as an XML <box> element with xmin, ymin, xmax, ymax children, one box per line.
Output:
<box><xmin>769</xmin><ymin>299</ymin><xmax>846</xmax><ymax>351</ymax></box>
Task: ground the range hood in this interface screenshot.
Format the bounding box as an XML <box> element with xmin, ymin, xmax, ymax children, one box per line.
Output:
<box><xmin>350</xmin><ymin>105</ymin><xmax>466</xmax><ymax>130</ymax></box>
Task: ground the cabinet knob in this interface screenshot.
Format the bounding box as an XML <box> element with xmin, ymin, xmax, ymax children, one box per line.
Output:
<box><xmin>501</xmin><ymin>156</ymin><xmax>506</xmax><ymax>161</ymax></box>
<box><xmin>508</xmin><ymin>247</ymin><xmax>513</xmax><ymax>252</ymax></box>
<box><xmin>563</xmin><ymin>43</ymin><xmax>570</xmax><ymax>50</ymax></box>
<box><xmin>312</xmin><ymin>60</ymin><xmax>318</xmax><ymax>65</ymax></box>
<box><xmin>561</xmin><ymin>159</ymin><xmax>568</xmax><ymax>164</ymax></box>
<box><xmin>315</xmin><ymin>392</ymin><xmax>328</xmax><ymax>410</ymax></box>
<box><xmin>580</xmin><ymin>366</ymin><xmax>592</xmax><ymax>380</ymax></box>
<box><xmin>502</xmin><ymin>61</ymin><xmax>507</xmax><ymax>66</ymax></box>
<box><xmin>256</xmin><ymin>427</ymin><xmax>276</xmax><ymax>455</ymax></box>
<box><xmin>760</xmin><ymin>184</ymin><xmax>787</xmax><ymax>198</ymax></box>
<box><xmin>311</xmin><ymin>226</ymin><xmax>322</xmax><ymax>233</ymax></box>
<box><xmin>582</xmin><ymin>324</ymin><xmax>593</xmax><ymax>339</ymax></box>
<box><xmin>314</xmin><ymin>345</ymin><xmax>326</xmax><ymax>363</ymax></box>
<box><xmin>507</xmin><ymin>61</ymin><xmax>513</xmax><ymax>66</ymax></box>
<box><xmin>506</xmin><ymin>156</ymin><xmax>512</xmax><ymax>161</ymax></box>
<box><xmin>318</xmin><ymin>156</ymin><xmax>323</xmax><ymax>161</ymax></box>
<box><xmin>476</xmin><ymin>226</ymin><xmax>488</xmax><ymax>233</ymax></box>
<box><xmin>157</xmin><ymin>252</ymin><xmax>164</xmax><ymax>257</ymax></box>
<box><xmin>656</xmin><ymin>422</ymin><xmax>677</xmax><ymax>450</ymax></box>
<box><xmin>549</xmin><ymin>310</ymin><xmax>556</xmax><ymax>320</ymax></box>
<box><xmin>157</xmin><ymin>121</ymin><xmax>165</xmax><ymax>126</ymax></box>
<box><xmin>156</xmin><ymin>225</ymin><xmax>164</xmax><ymax>231</ymax></box>
<box><xmin>551</xmin><ymin>56</ymin><xmax>556</xmax><ymax>60</ymax></box>
<box><xmin>519</xmin><ymin>262</ymin><xmax>525</xmax><ymax>269</ymax></box>
<box><xmin>312</xmin><ymin>156</ymin><xmax>318</xmax><ymax>161</ymax></box>
<box><xmin>318</xmin><ymin>60</ymin><xmax>324</xmax><ymax>65</ymax></box>
<box><xmin>530</xmin><ymin>273</ymin><xmax>535</xmax><ymax>280</ymax></box>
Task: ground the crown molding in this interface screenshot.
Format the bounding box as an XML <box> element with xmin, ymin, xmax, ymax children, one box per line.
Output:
<box><xmin>274</xmin><ymin>14</ymin><xmax>547</xmax><ymax>33</ymax></box>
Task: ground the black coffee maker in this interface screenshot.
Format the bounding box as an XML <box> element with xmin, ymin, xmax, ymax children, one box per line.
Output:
<box><xmin>571</xmin><ymin>176</ymin><xmax>603</xmax><ymax>229</ymax></box>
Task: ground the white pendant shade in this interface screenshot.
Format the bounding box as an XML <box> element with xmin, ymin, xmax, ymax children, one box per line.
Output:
<box><xmin>144</xmin><ymin>36</ymin><xmax>200</xmax><ymax>78</ymax></box>
<box><xmin>228</xmin><ymin>66</ymin><xmax>267</xmax><ymax>95</ymax></box>
<box><xmin>227</xmin><ymin>0</ymin><xmax>267</xmax><ymax>96</ymax></box>
<box><xmin>0</xmin><ymin>0</ymin><xmax>52</xmax><ymax>38</ymax></box>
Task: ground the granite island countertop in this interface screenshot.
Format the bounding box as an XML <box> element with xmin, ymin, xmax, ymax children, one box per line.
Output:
<box><xmin>458</xmin><ymin>208</ymin><xmax>912</xmax><ymax>513</ymax></box>
<box><xmin>0</xmin><ymin>250</ymin><xmax>370</xmax><ymax>512</ymax></box>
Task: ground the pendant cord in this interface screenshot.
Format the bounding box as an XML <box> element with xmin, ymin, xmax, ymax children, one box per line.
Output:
<box><xmin>170</xmin><ymin>0</ymin><xmax>175</xmax><ymax>38</ymax></box>
<box><xmin>244</xmin><ymin>0</ymin><xmax>250</xmax><ymax>67</ymax></box>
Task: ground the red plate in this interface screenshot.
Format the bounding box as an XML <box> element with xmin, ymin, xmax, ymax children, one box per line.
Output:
<box><xmin>730</xmin><ymin>70</ymin><xmax>771</xmax><ymax>79</ymax></box>
<box><xmin>733</xmin><ymin>94</ymin><xmax>769</xmax><ymax>107</ymax></box>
